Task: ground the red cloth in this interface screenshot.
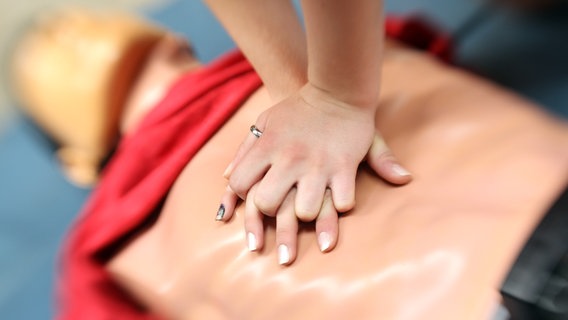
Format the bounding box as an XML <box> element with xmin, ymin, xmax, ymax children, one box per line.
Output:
<box><xmin>58</xmin><ymin>18</ymin><xmax>452</xmax><ymax>319</ymax></box>
<box><xmin>385</xmin><ymin>15</ymin><xmax>453</xmax><ymax>62</ymax></box>
<box><xmin>58</xmin><ymin>51</ymin><xmax>262</xmax><ymax>319</ymax></box>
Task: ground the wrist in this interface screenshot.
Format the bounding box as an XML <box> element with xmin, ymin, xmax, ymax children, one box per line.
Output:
<box><xmin>269</xmin><ymin>76</ymin><xmax>307</xmax><ymax>104</ymax></box>
<box><xmin>307</xmin><ymin>79</ymin><xmax>380</xmax><ymax>111</ymax></box>
<box><xmin>300</xmin><ymin>82</ymin><xmax>379</xmax><ymax>115</ymax></box>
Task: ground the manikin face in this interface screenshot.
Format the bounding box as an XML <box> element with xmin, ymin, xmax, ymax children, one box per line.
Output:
<box><xmin>120</xmin><ymin>33</ymin><xmax>202</xmax><ymax>135</ymax></box>
<box><xmin>10</xmin><ymin>9</ymin><xmax>170</xmax><ymax>185</ymax></box>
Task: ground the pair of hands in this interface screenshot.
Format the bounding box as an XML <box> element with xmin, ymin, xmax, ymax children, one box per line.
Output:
<box><xmin>216</xmin><ymin>83</ymin><xmax>411</xmax><ymax>265</ymax></box>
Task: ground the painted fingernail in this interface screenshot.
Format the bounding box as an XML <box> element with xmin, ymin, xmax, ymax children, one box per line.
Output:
<box><xmin>392</xmin><ymin>164</ymin><xmax>411</xmax><ymax>177</ymax></box>
<box><xmin>215</xmin><ymin>204</ymin><xmax>225</xmax><ymax>221</ymax></box>
<box><xmin>318</xmin><ymin>232</ymin><xmax>332</xmax><ymax>252</ymax></box>
<box><xmin>247</xmin><ymin>232</ymin><xmax>257</xmax><ymax>251</ymax></box>
<box><xmin>278</xmin><ymin>244</ymin><xmax>290</xmax><ymax>265</ymax></box>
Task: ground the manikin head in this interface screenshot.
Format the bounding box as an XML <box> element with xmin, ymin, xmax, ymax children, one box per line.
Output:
<box><xmin>10</xmin><ymin>8</ymin><xmax>200</xmax><ymax>185</ymax></box>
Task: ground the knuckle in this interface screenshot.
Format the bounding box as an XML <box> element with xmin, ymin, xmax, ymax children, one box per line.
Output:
<box><xmin>333</xmin><ymin>154</ymin><xmax>355</xmax><ymax>168</ymax></box>
<box><xmin>335</xmin><ymin>200</ymin><xmax>355</xmax><ymax>213</ymax></box>
<box><xmin>282</xmin><ymin>145</ymin><xmax>309</xmax><ymax>163</ymax></box>
<box><xmin>254</xmin><ymin>193</ymin><xmax>277</xmax><ymax>216</ymax></box>
<box><xmin>295</xmin><ymin>209</ymin><xmax>318</xmax><ymax>222</ymax></box>
<box><xmin>255</xmin><ymin>137</ymin><xmax>273</xmax><ymax>152</ymax></box>
<box><xmin>376</xmin><ymin>149</ymin><xmax>395</xmax><ymax>162</ymax></box>
<box><xmin>308</xmin><ymin>156</ymin><xmax>327</xmax><ymax>173</ymax></box>
<box><xmin>228</xmin><ymin>179</ymin><xmax>248</xmax><ymax>199</ymax></box>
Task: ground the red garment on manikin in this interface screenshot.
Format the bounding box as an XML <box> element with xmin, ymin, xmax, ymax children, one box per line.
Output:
<box><xmin>58</xmin><ymin>51</ymin><xmax>262</xmax><ymax>319</ymax></box>
<box><xmin>58</xmin><ymin>17</ymin><xmax>452</xmax><ymax>319</ymax></box>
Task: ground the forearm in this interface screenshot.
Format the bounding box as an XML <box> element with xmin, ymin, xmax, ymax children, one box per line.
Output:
<box><xmin>300</xmin><ymin>0</ymin><xmax>384</xmax><ymax>108</ymax></box>
<box><xmin>203</xmin><ymin>0</ymin><xmax>307</xmax><ymax>101</ymax></box>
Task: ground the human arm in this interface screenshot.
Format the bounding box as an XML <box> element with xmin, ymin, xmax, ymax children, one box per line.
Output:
<box><xmin>223</xmin><ymin>0</ymin><xmax>410</xmax><ymax>263</ymax></box>
<box><xmin>301</xmin><ymin>0</ymin><xmax>384</xmax><ymax>108</ymax></box>
<box><xmin>227</xmin><ymin>0</ymin><xmax>396</xmax><ymax>210</ymax></box>
<box><xmin>205</xmin><ymin>0</ymin><xmax>411</xmax><ymax>264</ymax></box>
<box><xmin>203</xmin><ymin>0</ymin><xmax>338</xmax><ymax>261</ymax></box>
<box><xmin>202</xmin><ymin>0</ymin><xmax>307</xmax><ymax>101</ymax></box>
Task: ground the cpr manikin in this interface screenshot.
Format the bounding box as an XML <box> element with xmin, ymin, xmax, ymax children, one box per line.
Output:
<box><xmin>107</xmin><ymin>48</ymin><xmax>567</xmax><ymax>319</ymax></box>
<box><xmin>11</xmin><ymin>9</ymin><xmax>568</xmax><ymax>320</ymax></box>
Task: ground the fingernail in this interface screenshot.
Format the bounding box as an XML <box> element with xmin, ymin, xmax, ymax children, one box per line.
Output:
<box><xmin>318</xmin><ymin>232</ymin><xmax>332</xmax><ymax>252</ymax></box>
<box><xmin>223</xmin><ymin>163</ymin><xmax>233</xmax><ymax>179</ymax></box>
<box><xmin>247</xmin><ymin>232</ymin><xmax>257</xmax><ymax>251</ymax></box>
<box><xmin>278</xmin><ymin>244</ymin><xmax>290</xmax><ymax>265</ymax></box>
<box><xmin>215</xmin><ymin>204</ymin><xmax>225</xmax><ymax>221</ymax></box>
<box><xmin>392</xmin><ymin>164</ymin><xmax>411</xmax><ymax>177</ymax></box>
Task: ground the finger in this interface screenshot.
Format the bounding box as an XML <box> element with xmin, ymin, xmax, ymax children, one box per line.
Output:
<box><xmin>275</xmin><ymin>188</ymin><xmax>299</xmax><ymax>265</ymax></box>
<box><xmin>229</xmin><ymin>145</ymin><xmax>271</xmax><ymax>199</ymax></box>
<box><xmin>224</xmin><ymin>115</ymin><xmax>268</xmax><ymax>178</ymax></box>
<box><xmin>329</xmin><ymin>167</ymin><xmax>357</xmax><ymax>213</ymax></box>
<box><xmin>244</xmin><ymin>185</ymin><xmax>264</xmax><ymax>252</ymax></box>
<box><xmin>215</xmin><ymin>185</ymin><xmax>239</xmax><ymax>222</ymax></box>
<box><xmin>315</xmin><ymin>189</ymin><xmax>339</xmax><ymax>253</ymax></box>
<box><xmin>294</xmin><ymin>176</ymin><xmax>326</xmax><ymax>222</ymax></box>
<box><xmin>367</xmin><ymin>133</ymin><xmax>412</xmax><ymax>185</ymax></box>
<box><xmin>254</xmin><ymin>166</ymin><xmax>296</xmax><ymax>217</ymax></box>
<box><xmin>223</xmin><ymin>130</ymin><xmax>261</xmax><ymax>179</ymax></box>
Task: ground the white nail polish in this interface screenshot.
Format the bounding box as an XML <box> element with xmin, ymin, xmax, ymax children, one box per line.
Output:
<box><xmin>392</xmin><ymin>164</ymin><xmax>410</xmax><ymax>177</ymax></box>
<box><xmin>247</xmin><ymin>232</ymin><xmax>257</xmax><ymax>251</ymax></box>
<box><xmin>278</xmin><ymin>244</ymin><xmax>290</xmax><ymax>265</ymax></box>
<box><xmin>318</xmin><ymin>232</ymin><xmax>332</xmax><ymax>252</ymax></box>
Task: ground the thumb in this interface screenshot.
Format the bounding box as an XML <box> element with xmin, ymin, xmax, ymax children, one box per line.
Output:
<box><xmin>366</xmin><ymin>132</ymin><xmax>412</xmax><ymax>185</ymax></box>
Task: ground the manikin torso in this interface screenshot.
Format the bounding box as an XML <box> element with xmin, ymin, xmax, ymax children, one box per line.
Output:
<box><xmin>108</xmin><ymin>44</ymin><xmax>568</xmax><ymax>320</ymax></box>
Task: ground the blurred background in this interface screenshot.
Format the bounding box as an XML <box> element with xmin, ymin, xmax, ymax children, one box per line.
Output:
<box><xmin>0</xmin><ymin>0</ymin><xmax>567</xmax><ymax>318</ymax></box>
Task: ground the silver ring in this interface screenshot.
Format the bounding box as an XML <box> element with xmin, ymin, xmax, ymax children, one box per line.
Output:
<box><xmin>250</xmin><ymin>125</ymin><xmax>263</xmax><ymax>138</ymax></box>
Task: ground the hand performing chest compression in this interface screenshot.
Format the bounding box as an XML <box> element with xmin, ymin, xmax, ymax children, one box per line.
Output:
<box><xmin>216</xmin><ymin>83</ymin><xmax>412</xmax><ymax>265</ymax></box>
<box><xmin>206</xmin><ymin>0</ymin><xmax>412</xmax><ymax>264</ymax></box>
